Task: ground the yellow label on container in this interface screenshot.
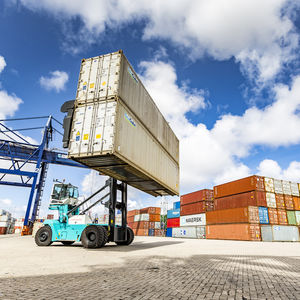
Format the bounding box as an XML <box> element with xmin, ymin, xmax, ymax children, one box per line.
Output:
<box><xmin>96</xmin><ymin>134</ymin><xmax>101</xmax><ymax>139</ymax></box>
<box><xmin>83</xmin><ymin>82</ymin><xmax>87</xmax><ymax>85</ymax></box>
<box><xmin>90</xmin><ymin>83</ymin><xmax>95</xmax><ymax>88</ymax></box>
<box><xmin>76</xmin><ymin>131</ymin><xmax>80</xmax><ymax>136</ymax></box>
<box><xmin>102</xmin><ymin>81</ymin><xmax>106</xmax><ymax>86</ymax></box>
<box><xmin>83</xmin><ymin>134</ymin><xmax>89</xmax><ymax>140</ymax></box>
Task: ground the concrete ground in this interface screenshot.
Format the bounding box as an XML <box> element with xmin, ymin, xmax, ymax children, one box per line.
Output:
<box><xmin>0</xmin><ymin>234</ymin><xmax>300</xmax><ymax>299</ymax></box>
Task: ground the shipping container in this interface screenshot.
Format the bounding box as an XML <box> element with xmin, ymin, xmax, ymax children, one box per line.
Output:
<box><xmin>258</xmin><ymin>207</ymin><xmax>269</xmax><ymax>224</ymax></box>
<box><xmin>295</xmin><ymin>211</ymin><xmax>300</xmax><ymax>225</ymax></box>
<box><xmin>69</xmin><ymin>99</ymin><xmax>179</xmax><ymax>196</ymax></box>
<box><xmin>268</xmin><ymin>208</ymin><xmax>278</xmax><ymax>224</ymax></box>
<box><xmin>127</xmin><ymin>216</ymin><xmax>135</xmax><ymax>223</ymax></box>
<box><xmin>148</xmin><ymin>229</ymin><xmax>155</xmax><ymax>236</ymax></box>
<box><xmin>69</xmin><ymin>51</ymin><xmax>179</xmax><ymax>196</ymax></box>
<box><xmin>127</xmin><ymin>222</ymin><xmax>134</xmax><ymax>228</ymax></box>
<box><xmin>154</xmin><ymin>229</ymin><xmax>165</xmax><ymax>237</ymax></box>
<box><xmin>134</xmin><ymin>214</ymin><xmax>141</xmax><ymax>222</ymax></box>
<box><xmin>284</xmin><ymin>195</ymin><xmax>294</xmax><ymax>210</ymax></box>
<box><xmin>206</xmin><ymin>207</ymin><xmax>259</xmax><ymax>225</ymax></box>
<box><xmin>282</xmin><ymin>180</ymin><xmax>292</xmax><ymax>195</ymax></box>
<box><xmin>180</xmin><ymin>202</ymin><xmax>205</xmax><ymax>216</ymax></box>
<box><xmin>275</xmin><ymin>194</ymin><xmax>285</xmax><ymax>210</ymax></box>
<box><xmin>135</xmin><ymin>229</ymin><xmax>148</xmax><ymax>236</ymax></box>
<box><xmin>131</xmin><ymin>221</ymin><xmax>149</xmax><ymax>229</ymax></box>
<box><xmin>290</xmin><ymin>182</ymin><xmax>299</xmax><ymax>196</ymax></box>
<box><xmin>166</xmin><ymin>227</ymin><xmax>172</xmax><ymax>237</ymax></box>
<box><xmin>167</xmin><ymin>218</ymin><xmax>180</xmax><ymax>228</ymax></box>
<box><xmin>264</xmin><ymin>177</ymin><xmax>274</xmax><ymax>193</ymax></box>
<box><xmin>172</xmin><ymin>226</ymin><xmax>196</xmax><ymax>238</ymax></box>
<box><xmin>173</xmin><ymin>201</ymin><xmax>180</xmax><ymax>210</ymax></box>
<box><xmin>180</xmin><ymin>213</ymin><xmax>206</xmax><ymax>227</ymax></box>
<box><xmin>167</xmin><ymin>208</ymin><xmax>180</xmax><ymax>219</ymax></box>
<box><xmin>277</xmin><ymin>209</ymin><xmax>288</xmax><ymax>225</ymax></box>
<box><xmin>266</xmin><ymin>192</ymin><xmax>276</xmax><ymax>208</ymax></box>
<box><xmin>206</xmin><ymin>224</ymin><xmax>261</xmax><ymax>241</ymax></box>
<box><xmin>180</xmin><ymin>189</ymin><xmax>213</xmax><ymax>205</ymax></box>
<box><xmin>214</xmin><ymin>175</ymin><xmax>264</xmax><ymax>199</ymax></box>
<box><xmin>293</xmin><ymin>196</ymin><xmax>300</xmax><ymax>210</ymax></box>
<box><xmin>273</xmin><ymin>179</ymin><xmax>283</xmax><ymax>194</ymax></box>
<box><xmin>286</xmin><ymin>211</ymin><xmax>297</xmax><ymax>225</ymax></box>
<box><xmin>140</xmin><ymin>207</ymin><xmax>161</xmax><ymax>214</ymax></box>
<box><xmin>0</xmin><ymin>227</ymin><xmax>7</xmax><ymax>234</ymax></box>
<box><xmin>214</xmin><ymin>191</ymin><xmax>266</xmax><ymax>210</ymax></box>
<box><xmin>261</xmin><ymin>225</ymin><xmax>300</xmax><ymax>242</ymax></box>
<box><xmin>127</xmin><ymin>209</ymin><xmax>140</xmax><ymax>217</ymax></box>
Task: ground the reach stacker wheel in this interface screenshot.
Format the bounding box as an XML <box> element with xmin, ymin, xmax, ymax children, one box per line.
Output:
<box><xmin>61</xmin><ymin>241</ymin><xmax>75</xmax><ymax>246</ymax></box>
<box><xmin>99</xmin><ymin>226</ymin><xmax>108</xmax><ymax>247</ymax></box>
<box><xmin>81</xmin><ymin>225</ymin><xmax>105</xmax><ymax>248</ymax></box>
<box><xmin>35</xmin><ymin>225</ymin><xmax>53</xmax><ymax>246</ymax></box>
<box><xmin>116</xmin><ymin>227</ymin><xmax>134</xmax><ymax>246</ymax></box>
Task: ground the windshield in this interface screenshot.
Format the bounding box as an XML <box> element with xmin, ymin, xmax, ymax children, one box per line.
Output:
<box><xmin>52</xmin><ymin>184</ymin><xmax>79</xmax><ymax>200</ymax></box>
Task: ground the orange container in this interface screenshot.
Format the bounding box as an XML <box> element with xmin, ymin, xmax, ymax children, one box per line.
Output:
<box><xmin>268</xmin><ymin>208</ymin><xmax>278</xmax><ymax>224</ymax></box>
<box><xmin>149</xmin><ymin>214</ymin><xmax>160</xmax><ymax>222</ymax></box>
<box><xmin>140</xmin><ymin>207</ymin><xmax>161</xmax><ymax>214</ymax></box>
<box><xmin>214</xmin><ymin>191</ymin><xmax>266</xmax><ymax>210</ymax></box>
<box><xmin>214</xmin><ymin>175</ymin><xmax>265</xmax><ymax>198</ymax></box>
<box><xmin>180</xmin><ymin>189</ymin><xmax>214</xmax><ymax>205</ymax></box>
<box><xmin>292</xmin><ymin>196</ymin><xmax>300</xmax><ymax>210</ymax></box>
<box><xmin>275</xmin><ymin>194</ymin><xmax>285</xmax><ymax>210</ymax></box>
<box><xmin>206</xmin><ymin>206</ymin><xmax>259</xmax><ymax>225</ymax></box>
<box><xmin>180</xmin><ymin>202</ymin><xmax>205</xmax><ymax>216</ymax></box>
<box><xmin>0</xmin><ymin>227</ymin><xmax>7</xmax><ymax>235</ymax></box>
<box><xmin>127</xmin><ymin>216</ymin><xmax>135</xmax><ymax>223</ymax></box>
<box><xmin>277</xmin><ymin>209</ymin><xmax>288</xmax><ymax>225</ymax></box>
<box><xmin>131</xmin><ymin>221</ymin><xmax>149</xmax><ymax>229</ymax></box>
<box><xmin>284</xmin><ymin>195</ymin><xmax>294</xmax><ymax>210</ymax></box>
<box><xmin>148</xmin><ymin>222</ymin><xmax>155</xmax><ymax>229</ymax></box>
<box><xmin>206</xmin><ymin>224</ymin><xmax>261</xmax><ymax>241</ymax></box>
<box><xmin>136</xmin><ymin>229</ymin><xmax>149</xmax><ymax>236</ymax></box>
<box><xmin>127</xmin><ymin>209</ymin><xmax>140</xmax><ymax>217</ymax></box>
<box><xmin>127</xmin><ymin>222</ymin><xmax>134</xmax><ymax>228</ymax></box>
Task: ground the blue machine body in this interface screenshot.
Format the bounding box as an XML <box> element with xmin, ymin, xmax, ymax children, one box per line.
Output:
<box><xmin>173</xmin><ymin>201</ymin><xmax>180</xmax><ymax>210</ymax></box>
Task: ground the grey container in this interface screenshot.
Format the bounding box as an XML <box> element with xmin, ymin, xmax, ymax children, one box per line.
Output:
<box><xmin>69</xmin><ymin>51</ymin><xmax>180</xmax><ymax>196</ymax></box>
<box><xmin>261</xmin><ymin>225</ymin><xmax>300</xmax><ymax>242</ymax></box>
<box><xmin>172</xmin><ymin>226</ymin><xmax>206</xmax><ymax>239</ymax></box>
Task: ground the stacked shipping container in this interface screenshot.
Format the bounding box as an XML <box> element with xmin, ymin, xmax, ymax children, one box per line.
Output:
<box><xmin>0</xmin><ymin>209</ymin><xmax>16</xmax><ymax>235</ymax></box>
<box><xmin>127</xmin><ymin>207</ymin><xmax>164</xmax><ymax>236</ymax></box>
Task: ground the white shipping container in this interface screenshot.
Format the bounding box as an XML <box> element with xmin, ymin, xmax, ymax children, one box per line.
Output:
<box><xmin>0</xmin><ymin>221</ymin><xmax>9</xmax><ymax>227</ymax></box>
<box><xmin>273</xmin><ymin>179</ymin><xmax>283</xmax><ymax>194</ymax></box>
<box><xmin>69</xmin><ymin>99</ymin><xmax>179</xmax><ymax>196</ymax></box>
<box><xmin>75</xmin><ymin>51</ymin><xmax>179</xmax><ymax>163</ymax></box>
<box><xmin>261</xmin><ymin>225</ymin><xmax>300</xmax><ymax>242</ymax></box>
<box><xmin>290</xmin><ymin>182</ymin><xmax>299</xmax><ymax>196</ymax></box>
<box><xmin>0</xmin><ymin>215</ymin><xmax>11</xmax><ymax>222</ymax></box>
<box><xmin>295</xmin><ymin>211</ymin><xmax>300</xmax><ymax>225</ymax></box>
<box><xmin>134</xmin><ymin>214</ymin><xmax>141</xmax><ymax>222</ymax></box>
<box><xmin>154</xmin><ymin>222</ymin><xmax>161</xmax><ymax>229</ymax></box>
<box><xmin>264</xmin><ymin>177</ymin><xmax>274</xmax><ymax>193</ymax></box>
<box><xmin>266</xmin><ymin>192</ymin><xmax>276</xmax><ymax>208</ymax></box>
<box><xmin>196</xmin><ymin>226</ymin><xmax>206</xmax><ymax>239</ymax></box>
<box><xmin>282</xmin><ymin>180</ymin><xmax>292</xmax><ymax>195</ymax></box>
<box><xmin>180</xmin><ymin>213</ymin><xmax>206</xmax><ymax>227</ymax></box>
<box><xmin>140</xmin><ymin>214</ymin><xmax>149</xmax><ymax>221</ymax></box>
<box><xmin>172</xmin><ymin>227</ymin><xmax>197</xmax><ymax>238</ymax></box>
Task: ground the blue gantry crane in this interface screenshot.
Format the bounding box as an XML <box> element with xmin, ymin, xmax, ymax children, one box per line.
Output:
<box><xmin>0</xmin><ymin>115</ymin><xmax>86</xmax><ymax>235</ymax></box>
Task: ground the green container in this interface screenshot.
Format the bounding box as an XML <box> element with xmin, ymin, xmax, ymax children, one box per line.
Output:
<box><xmin>295</xmin><ymin>211</ymin><xmax>300</xmax><ymax>225</ymax></box>
<box><xmin>287</xmin><ymin>211</ymin><xmax>297</xmax><ymax>225</ymax></box>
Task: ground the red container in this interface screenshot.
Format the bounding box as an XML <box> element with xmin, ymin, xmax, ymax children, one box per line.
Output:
<box><xmin>214</xmin><ymin>191</ymin><xmax>266</xmax><ymax>210</ymax></box>
<box><xmin>127</xmin><ymin>209</ymin><xmax>140</xmax><ymax>217</ymax></box>
<box><xmin>0</xmin><ymin>227</ymin><xmax>7</xmax><ymax>235</ymax></box>
<box><xmin>277</xmin><ymin>209</ymin><xmax>288</xmax><ymax>225</ymax></box>
<box><xmin>293</xmin><ymin>196</ymin><xmax>300</xmax><ymax>210</ymax></box>
<box><xmin>275</xmin><ymin>194</ymin><xmax>285</xmax><ymax>210</ymax></box>
<box><xmin>127</xmin><ymin>222</ymin><xmax>134</xmax><ymax>228</ymax></box>
<box><xmin>132</xmin><ymin>221</ymin><xmax>149</xmax><ymax>229</ymax></box>
<box><xmin>180</xmin><ymin>189</ymin><xmax>213</xmax><ymax>205</ymax></box>
<box><xmin>214</xmin><ymin>175</ymin><xmax>265</xmax><ymax>198</ymax></box>
<box><xmin>268</xmin><ymin>208</ymin><xmax>278</xmax><ymax>225</ymax></box>
<box><xmin>284</xmin><ymin>195</ymin><xmax>294</xmax><ymax>210</ymax></box>
<box><xmin>180</xmin><ymin>202</ymin><xmax>205</xmax><ymax>216</ymax></box>
<box><xmin>140</xmin><ymin>207</ymin><xmax>161</xmax><ymax>214</ymax></box>
<box><xmin>149</xmin><ymin>214</ymin><xmax>161</xmax><ymax>222</ymax></box>
<box><xmin>206</xmin><ymin>206</ymin><xmax>259</xmax><ymax>225</ymax></box>
<box><xmin>167</xmin><ymin>217</ymin><xmax>180</xmax><ymax>228</ymax></box>
<box><xmin>206</xmin><ymin>224</ymin><xmax>261</xmax><ymax>241</ymax></box>
<box><xmin>127</xmin><ymin>216</ymin><xmax>135</xmax><ymax>223</ymax></box>
<box><xmin>136</xmin><ymin>229</ymin><xmax>148</xmax><ymax>236</ymax></box>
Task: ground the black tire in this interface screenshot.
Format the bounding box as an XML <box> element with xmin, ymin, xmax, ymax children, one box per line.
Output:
<box><xmin>116</xmin><ymin>227</ymin><xmax>134</xmax><ymax>246</ymax></box>
<box><xmin>35</xmin><ymin>225</ymin><xmax>52</xmax><ymax>246</ymax></box>
<box><xmin>98</xmin><ymin>226</ymin><xmax>108</xmax><ymax>247</ymax></box>
<box><xmin>61</xmin><ymin>241</ymin><xmax>75</xmax><ymax>245</ymax></box>
<box><xmin>81</xmin><ymin>225</ymin><xmax>104</xmax><ymax>248</ymax></box>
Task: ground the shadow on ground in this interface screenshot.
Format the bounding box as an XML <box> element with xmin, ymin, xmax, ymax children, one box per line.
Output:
<box><xmin>1</xmin><ymin>254</ymin><xmax>299</xmax><ymax>300</ymax></box>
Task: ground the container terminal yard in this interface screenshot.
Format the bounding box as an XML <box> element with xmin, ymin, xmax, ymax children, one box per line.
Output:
<box><xmin>1</xmin><ymin>51</ymin><xmax>300</xmax><ymax>299</ymax></box>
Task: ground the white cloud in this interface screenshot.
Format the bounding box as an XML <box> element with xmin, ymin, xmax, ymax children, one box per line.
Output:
<box><xmin>258</xmin><ymin>159</ymin><xmax>300</xmax><ymax>182</ymax></box>
<box><xmin>19</xmin><ymin>0</ymin><xmax>300</xmax><ymax>84</ymax></box>
<box><xmin>39</xmin><ymin>70</ymin><xmax>69</xmax><ymax>92</ymax></box>
<box><xmin>0</xmin><ymin>90</ymin><xmax>22</xmax><ymax>120</ymax></box>
<box><xmin>0</xmin><ymin>198</ymin><xmax>12</xmax><ymax>206</ymax></box>
<box><xmin>0</xmin><ymin>56</ymin><xmax>6</xmax><ymax>74</ymax></box>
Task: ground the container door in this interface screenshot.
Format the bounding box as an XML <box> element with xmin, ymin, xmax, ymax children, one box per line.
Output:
<box><xmin>77</xmin><ymin>59</ymin><xmax>92</xmax><ymax>101</ymax></box>
<box><xmin>87</xmin><ymin>58</ymin><xmax>99</xmax><ymax>101</ymax></box>
<box><xmin>80</xmin><ymin>104</ymin><xmax>94</xmax><ymax>154</ymax></box>
<box><xmin>92</xmin><ymin>102</ymin><xmax>106</xmax><ymax>153</ymax></box>
<box><xmin>102</xmin><ymin>101</ymin><xmax>116</xmax><ymax>152</ymax></box>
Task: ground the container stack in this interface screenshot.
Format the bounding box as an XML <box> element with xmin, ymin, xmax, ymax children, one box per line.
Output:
<box><xmin>0</xmin><ymin>209</ymin><xmax>13</xmax><ymax>235</ymax></box>
<box><xmin>127</xmin><ymin>207</ymin><xmax>163</xmax><ymax>236</ymax></box>
<box><xmin>166</xmin><ymin>201</ymin><xmax>180</xmax><ymax>237</ymax></box>
<box><xmin>208</xmin><ymin>175</ymin><xmax>300</xmax><ymax>241</ymax></box>
<box><xmin>14</xmin><ymin>218</ymin><xmax>24</xmax><ymax>233</ymax></box>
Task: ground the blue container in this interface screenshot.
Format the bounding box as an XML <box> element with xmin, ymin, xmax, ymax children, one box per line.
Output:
<box><xmin>148</xmin><ymin>229</ymin><xmax>155</xmax><ymax>236</ymax></box>
<box><xmin>166</xmin><ymin>228</ymin><xmax>172</xmax><ymax>237</ymax></box>
<box><xmin>167</xmin><ymin>208</ymin><xmax>180</xmax><ymax>219</ymax></box>
<box><xmin>259</xmin><ymin>207</ymin><xmax>269</xmax><ymax>224</ymax></box>
<box><xmin>173</xmin><ymin>201</ymin><xmax>180</xmax><ymax>210</ymax></box>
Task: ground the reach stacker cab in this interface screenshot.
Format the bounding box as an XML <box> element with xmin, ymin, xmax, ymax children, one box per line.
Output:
<box><xmin>35</xmin><ymin>178</ymin><xmax>134</xmax><ymax>248</ymax></box>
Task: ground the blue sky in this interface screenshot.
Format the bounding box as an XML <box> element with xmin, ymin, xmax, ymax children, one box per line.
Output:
<box><xmin>1</xmin><ymin>1</ymin><xmax>300</xmax><ymax>217</ymax></box>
